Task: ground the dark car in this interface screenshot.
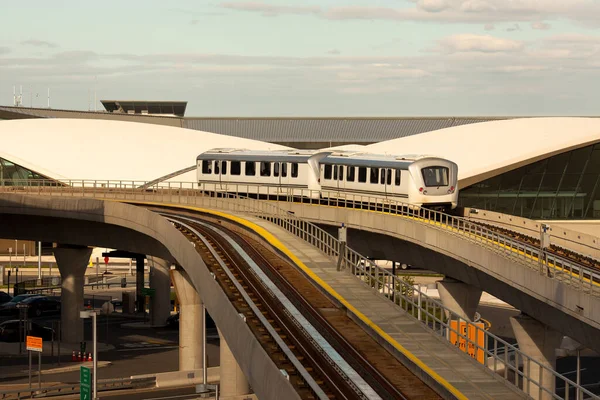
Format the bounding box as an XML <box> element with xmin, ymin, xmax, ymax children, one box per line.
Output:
<box><xmin>21</xmin><ymin>296</ymin><xmax>61</xmax><ymax>317</ymax></box>
<box><xmin>166</xmin><ymin>311</ymin><xmax>215</xmax><ymax>329</ymax></box>
<box><xmin>0</xmin><ymin>291</ymin><xmax>11</xmax><ymax>304</ymax></box>
<box><xmin>0</xmin><ymin>294</ymin><xmax>43</xmax><ymax>316</ymax></box>
<box><xmin>0</xmin><ymin>320</ymin><xmax>54</xmax><ymax>342</ymax></box>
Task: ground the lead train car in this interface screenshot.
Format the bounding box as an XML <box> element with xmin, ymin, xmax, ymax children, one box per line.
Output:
<box><xmin>320</xmin><ymin>151</ymin><xmax>458</xmax><ymax>210</ymax></box>
<box><xmin>196</xmin><ymin>148</ymin><xmax>329</xmax><ymax>199</ymax></box>
<box><xmin>196</xmin><ymin>148</ymin><xmax>458</xmax><ymax>210</ymax></box>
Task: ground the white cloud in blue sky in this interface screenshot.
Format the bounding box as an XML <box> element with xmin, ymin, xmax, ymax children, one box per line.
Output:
<box><xmin>1</xmin><ymin>0</ymin><xmax>600</xmax><ymax>116</ymax></box>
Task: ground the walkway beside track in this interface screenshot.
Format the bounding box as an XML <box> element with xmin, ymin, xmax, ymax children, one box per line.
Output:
<box><xmin>243</xmin><ymin>215</ymin><xmax>523</xmax><ymax>400</ymax></box>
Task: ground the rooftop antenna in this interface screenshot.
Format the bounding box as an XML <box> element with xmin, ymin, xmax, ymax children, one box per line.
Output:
<box><xmin>13</xmin><ymin>86</ymin><xmax>15</xmax><ymax>106</ymax></box>
<box><xmin>47</xmin><ymin>88</ymin><xmax>50</xmax><ymax>108</ymax></box>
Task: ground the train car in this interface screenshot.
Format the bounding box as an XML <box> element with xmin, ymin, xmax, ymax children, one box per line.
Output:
<box><xmin>196</xmin><ymin>148</ymin><xmax>330</xmax><ymax>199</ymax></box>
<box><xmin>319</xmin><ymin>151</ymin><xmax>458</xmax><ymax>210</ymax></box>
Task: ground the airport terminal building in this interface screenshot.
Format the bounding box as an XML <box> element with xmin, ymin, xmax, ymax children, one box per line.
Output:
<box><xmin>1</xmin><ymin>104</ymin><xmax>600</xmax><ymax>226</ymax></box>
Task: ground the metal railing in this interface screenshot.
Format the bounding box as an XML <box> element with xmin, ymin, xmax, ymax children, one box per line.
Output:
<box><xmin>0</xmin><ymin>179</ymin><xmax>598</xmax><ymax>398</ymax></box>
<box><xmin>1</xmin><ymin>179</ymin><xmax>598</xmax><ymax>295</ymax></box>
<box><xmin>0</xmin><ymin>376</ymin><xmax>155</xmax><ymax>399</ymax></box>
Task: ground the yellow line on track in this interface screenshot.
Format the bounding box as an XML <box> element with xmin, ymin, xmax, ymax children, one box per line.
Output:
<box><xmin>119</xmin><ymin>199</ymin><xmax>469</xmax><ymax>400</ymax></box>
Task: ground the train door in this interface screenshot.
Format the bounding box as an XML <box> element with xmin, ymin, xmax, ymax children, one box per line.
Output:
<box><xmin>274</xmin><ymin>162</ymin><xmax>287</xmax><ymax>195</ymax></box>
<box><xmin>381</xmin><ymin>168</ymin><xmax>392</xmax><ymax>199</ymax></box>
<box><xmin>217</xmin><ymin>160</ymin><xmax>228</xmax><ymax>191</ymax></box>
<box><xmin>334</xmin><ymin>165</ymin><xmax>345</xmax><ymax>197</ymax></box>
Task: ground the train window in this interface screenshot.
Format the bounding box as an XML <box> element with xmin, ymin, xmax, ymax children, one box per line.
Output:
<box><xmin>231</xmin><ymin>161</ymin><xmax>241</xmax><ymax>176</ymax></box>
<box><xmin>274</xmin><ymin>162</ymin><xmax>280</xmax><ymax>177</ymax></box>
<box><xmin>291</xmin><ymin>163</ymin><xmax>298</xmax><ymax>178</ymax></box>
<box><xmin>324</xmin><ymin>165</ymin><xmax>332</xmax><ymax>180</ymax></box>
<box><xmin>260</xmin><ymin>161</ymin><xmax>271</xmax><ymax>177</ymax></box>
<box><xmin>422</xmin><ymin>166</ymin><xmax>449</xmax><ymax>187</ymax></box>
<box><xmin>370</xmin><ymin>168</ymin><xmax>379</xmax><ymax>184</ymax></box>
<box><xmin>245</xmin><ymin>161</ymin><xmax>256</xmax><ymax>176</ymax></box>
<box><xmin>338</xmin><ymin>166</ymin><xmax>344</xmax><ymax>181</ymax></box>
<box><xmin>395</xmin><ymin>169</ymin><xmax>401</xmax><ymax>186</ymax></box>
<box><xmin>202</xmin><ymin>160</ymin><xmax>212</xmax><ymax>174</ymax></box>
<box><xmin>282</xmin><ymin>163</ymin><xmax>287</xmax><ymax>178</ymax></box>
<box><xmin>214</xmin><ymin>161</ymin><xmax>220</xmax><ymax>175</ymax></box>
<box><xmin>358</xmin><ymin>167</ymin><xmax>367</xmax><ymax>183</ymax></box>
<box><xmin>380</xmin><ymin>169</ymin><xmax>385</xmax><ymax>185</ymax></box>
<box><xmin>333</xmin><ymin>165</ymin><xmax>338</xmax><ymax>180</ymax></box>
<box><xmin>387</xmin><ymin>169</ymin><xmax>392</xmax><ymax>185</ymax></box>
<box><xmin>347</xmin><ymin>166</ymin><xmax>355</xmax><ymax>182</ymax></box>
<box><xmin>221</xmin><ymin>161</ymin><xmax>227</xmax><ymax>175</ymax></box>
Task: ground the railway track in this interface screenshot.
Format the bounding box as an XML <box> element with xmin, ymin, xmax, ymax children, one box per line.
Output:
<box><xmin>165</xmin><ymin>211</ymin><xmax>441</xmax><ymax>400</ymax></box>
<box><xmin>476</xmin><ymin>221</ymin><xmax>600</xmax><ymax>271</ymax></box>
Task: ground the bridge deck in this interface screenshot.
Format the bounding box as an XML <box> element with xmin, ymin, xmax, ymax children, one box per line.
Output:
<box><xmin>245</xmin><ymin>216</ymin><xmax>523</xmax><ymax>400</ymax></box>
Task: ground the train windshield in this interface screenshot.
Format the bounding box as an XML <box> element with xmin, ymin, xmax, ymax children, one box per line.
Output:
<box><xmin>421</xmin><ymin>166</ymin><xmax>449</xmax><ymax>187</ymax></box>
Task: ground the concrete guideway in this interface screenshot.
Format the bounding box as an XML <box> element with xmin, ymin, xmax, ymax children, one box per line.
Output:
<box><xmin>0</xmin><ymin>190</ymin><xmax>597</xmax><ymax>398</ymax></box>
<box><xmin>275</xmin><ymin>201</ymin><xmax>600</xmax><ymax>351</ymax></box>
<box><xmin>0</xmin><ymin>193</ymin><xmax>298</xmax><ymax>400</ymax></box>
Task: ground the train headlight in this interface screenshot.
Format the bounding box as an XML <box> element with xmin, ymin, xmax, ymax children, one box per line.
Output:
<box><xmin>447</xmin><ymin>186</ymin><xmax>455</xmax><ymax>194</ymax></box>
<box><xmin>419</xmin><ymin>187</ymin><xmax>424</xmax><ymax>192</ymax></box>
<box><xmin>423</xmin><ymin>190</ymin><xmax>428</xmax><ymax>195</ymax></box>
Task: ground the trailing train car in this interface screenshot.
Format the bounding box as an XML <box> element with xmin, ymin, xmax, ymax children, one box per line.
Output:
<box><xmin>196</xmin><ymin>148</ymin><xmax>329</xmax><ymax>198</ymax></box>
<box><xmin>196</xmin><ymin>148</ymin><xmax>459</xmax><ymax>210</ymax></box>
<box><xmin>319</xmin><ymin>151</ymin><xmax>458</xmax><ymax>210</ymax></box>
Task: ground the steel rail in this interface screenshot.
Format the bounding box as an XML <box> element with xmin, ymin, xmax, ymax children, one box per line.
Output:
<box><xmin>168</xmin><ymin>217</ymin><xmax>333</xmax><ymax>400</ymax></box>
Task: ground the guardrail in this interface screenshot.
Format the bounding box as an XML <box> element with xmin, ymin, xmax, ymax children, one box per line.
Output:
<box><xmin>0</xmin><ymin>179</ymin><xmax>598</xmax><ymax>398</ymax></box>
<box><xmin>0</xmin><ymin>376</ymin><xmax>155</xmax><ymax>399</ymax></box>
<box><xmin>1</xmin><ymin>179</ymin><xmax>597</xmax><ymax>296</ymax></box>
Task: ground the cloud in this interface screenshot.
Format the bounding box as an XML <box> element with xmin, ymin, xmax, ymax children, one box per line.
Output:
<box><xmin>531</xmin><ymin>22</ymin><xmax>551</xmax><ymax>30</ymax></box>
<box><xmin>219</xmin><ymin>1</ymin><xmax>600</xmax><ymax>27</ymax></box>
<box><xmin>436</xmin><ymin>34</ymin><xmax>524</xmax><ymax>53</ymax></box>
<box><xmin>21</xmin><ymin>39</ymin><xmax>58</xmax><ymax>48</ymax></box>
<box><xmin>417</xmin><ymin>0</ymin><xmax>449</xmax><ymax>12</ymax></box>
<box><xmin>484</xmin><ymin>23</ymin><xmax>494</xmax><ymax>31</ymax></box>
<box><xmin>0</xmin><ymin>47</ymin><xmax>9</xmax><ymax>55</ymax></box>
<box><xmin>190</xmin><ymin>19</ymin><xmax>199</xmax><ymax>25</ymax></box>
<box><xmin>221</xmin><ymin>2</ymin><xmax>320</xmax><ymax>16</ymax></box>
<box><xmin>506</xmin><ymin>23</ymin><xmax>521</xmax><ymax>32</ymax></box>
<box><xmin>326</xmin><ymin>49</ymin><xmax>341</xmax><ymax>55</ymax></box>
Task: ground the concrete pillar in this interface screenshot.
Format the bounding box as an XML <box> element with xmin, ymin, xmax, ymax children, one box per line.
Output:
<box><xmin>510</xmin><ymin>314</ymin><xmax>562</xmax><ymax>400</ymax></box>
<box><xmin>219</xmin><ymin>328</ymin><xmax>250</xmax><ymax>398</ymax></box>
<box><xmin>437</xmin><ymin>277</ymin><xmax>482</xmax><ymax>322</ymax></box>
<box><xmin>171</xmin><ymin>267</ymin><xmax>203</xmax><ymax>371</ymax></box>
<box><xmin>54</xmin><ymin>246</ymin><xmax>92</xmax><ymax>344</ymax></box>
<box><xmin>135</xmin><ymin>255</ymin><xmax>145</xmax><ymax>313</ymax></box>
<box><xmin>148</xmin><ymin>256</ymin><xmax>171</xmax><ymax>327</ymax></box>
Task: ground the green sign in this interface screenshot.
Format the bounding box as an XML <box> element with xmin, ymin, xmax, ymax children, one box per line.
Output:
<box><xmin>80</xmin><ymin>366</ymin><xmax>91</xmax><ymax>400</ymax></box>
<box><xmin>141</xmin><ymin>288</ymin><xmax>155</xmax><ymax>297</ymax></box>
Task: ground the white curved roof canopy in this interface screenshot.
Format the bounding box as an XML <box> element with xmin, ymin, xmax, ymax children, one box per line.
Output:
<box><xmin>364</xmin><ymin>117</ymin><xmax>600</xmax><ymax>188</ymax></box>
<box><xmin>0</xmin><ymin>119</ymin><xmax>290</xmax><ymax>183</ymax></box>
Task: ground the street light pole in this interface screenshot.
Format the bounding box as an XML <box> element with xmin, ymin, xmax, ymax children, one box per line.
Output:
<box><xmin>92</xmin><ymin>311</ymin><xmax>97</xmax><ymax>400</ymax></box>
<box><xmin>80</xmin><ymin>310</ymin><xmax>98</xmax><ymax>400</ymax></box>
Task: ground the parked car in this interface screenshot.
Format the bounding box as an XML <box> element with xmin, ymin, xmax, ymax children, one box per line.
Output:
<box><xmin>0</xmin><ymin>291</ymin><xmax>11</xmax><ymax>304</ymax></box>
<box><xmin>0</xmin><ymin>320</ymin><xmax>54</xmax><ymax>342</ymax></box>
<box><xmin>21</xmin><ymin>296</ymin><xmax>61</xmax><ymax>317</ymax></box>
<box><xmin>0</xmin><ymin>294</ymin><xmax>43</xmax><ymax>316</ymax></box>
<box><xmin>166</xmin><ymin>311</ymin><xmax>215</xmax><ymax>330</ymax></box>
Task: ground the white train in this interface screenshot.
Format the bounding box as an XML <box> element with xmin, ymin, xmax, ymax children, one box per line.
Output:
<box><xmin>196</xmin><ymin>148</ymin><xmax>459</xmax><ymax>210</ymax></box>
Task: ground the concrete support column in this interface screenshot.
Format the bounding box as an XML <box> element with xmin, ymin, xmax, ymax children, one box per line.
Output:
<box><xmin>437</xmin><ymin>277</ymin><xmax>482</xmax><ymax>321</ymax></box>
<box><xmin>510</xmin><ymin>314</ymin><xmax>562</xmax><ymax>400</ymax></box>
<box><xmin>135</xmin><ymin>255</ymin><xmax>145</xmax><ymax>313</ymax></box>
<box><xmin>148</xmin><ymin>256</ymin><xmax>171</xmax><ymax>327</ymax></box>
<box><xmin>54</xmin><ymin>246</ymin><xmax>92</xmax><ymax>344</ymax></box>
<box><xmin>219</xmin><ymin>328</ymin><xmax>250</xmax><ymax>398</ymax></box>
<box><xmin>171</xmin><ymin>267</ymin><xmax>203</xmax><ymax>371</ymax></box>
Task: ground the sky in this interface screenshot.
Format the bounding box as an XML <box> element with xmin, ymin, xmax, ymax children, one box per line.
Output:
<box><xmin>1</xmin><ymin>0</ymin><xmax>600</xmax><ymax>116</ymax></box>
